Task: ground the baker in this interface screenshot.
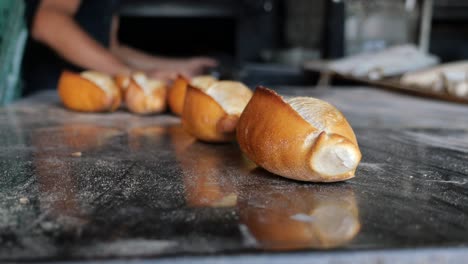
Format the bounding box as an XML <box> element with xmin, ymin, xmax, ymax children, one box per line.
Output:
<box><xmin>23</xmin><ymin>0</ymin><xmax>217</xmax><ymax>95</ymax></box>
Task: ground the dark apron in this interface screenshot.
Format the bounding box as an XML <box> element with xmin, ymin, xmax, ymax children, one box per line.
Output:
<box><xmin>22</xmin><ymin>0</ymin><xmax>121</xmax><ymax>95</ymax></box>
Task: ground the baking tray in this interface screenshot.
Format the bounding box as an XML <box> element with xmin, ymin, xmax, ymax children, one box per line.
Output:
<box><xmin>304</xmin><ymin>61</ymin><xmax>468</xmax><ymax>105</ymax></box>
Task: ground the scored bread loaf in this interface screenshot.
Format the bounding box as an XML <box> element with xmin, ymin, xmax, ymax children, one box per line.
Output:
<box><xmin>58</xmin><ymin>71</ymin><xmax>121</xmax><ymax>112</ymax></box>
<box><xmin>115</xmin><ymin>72</ymin><xmax>167</xmax><ymax>114</ymax></box>
<box><xmin>236</xmin><ymin>87</ymin><xmax>361</xmax><ymax>182</ymax></box>
<box><xmin>168</xmin><ymin>75</ymin><xmax>218</xmax><ymax>115</ymax></box>
<box><xmin>401</xmin><ymin>61</ymin><xmax>468</xmax><ymax>93</ymax></box>
<box><xmin>182</xmin><ymin>81</ymin><xmax>253</xmax><ymax>142</ymax></box>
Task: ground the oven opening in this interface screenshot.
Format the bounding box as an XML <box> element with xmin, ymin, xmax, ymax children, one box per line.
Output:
<box><xmin>118</xmin><ymin>16</ymin><xmax>236</xmax><ymax>59</ymax></box>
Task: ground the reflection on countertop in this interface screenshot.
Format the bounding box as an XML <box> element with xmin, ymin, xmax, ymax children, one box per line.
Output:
<box><xmin>167</xmin><ymin>124</ymin><xmax>360</xmax><ymax>249</ymax></box>
<box><xmin>1</xmin><ymin>88</ymin><xmax>468</xmax><ymax>261</ymax></box>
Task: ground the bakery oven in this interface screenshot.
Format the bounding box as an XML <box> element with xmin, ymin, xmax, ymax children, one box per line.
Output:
<box><xmin>117</xmin><ymin>0</ymin><xmax>332</xmax><ymax>86</ymax></box>
<box><xmin>118</xmin><ymin>0</ymin><xmax>281</xmax><ymax>66</ymax></box>
<box><xmin>116</xmin><ymin>0</ymin><xmax>317</xmax><ymax>86</ymax></box>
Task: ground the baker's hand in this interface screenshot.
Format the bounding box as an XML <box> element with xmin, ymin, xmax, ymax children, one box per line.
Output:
<box><xmin>167</xmin><ymin>57</ymin><xmax>218</xmax><ymax>78</ymax></box>
<box><xmin>147</xmin><ymin>70</ymin><xmax>179</xmax><ymax>83</ymax></box>
<box><xmin>185</xmin><ymin>57</ymin><xmax>218</xmax><ymax>76</ymax></box>
<box><xmin>147</xmin><ymin>57</ymin><xmax>218</xmax><ymax>81</ymax></box>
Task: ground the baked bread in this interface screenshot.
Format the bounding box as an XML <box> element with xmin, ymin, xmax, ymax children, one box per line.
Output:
<box><xmin>58</xmin><ymin>71</ymin><xmax>121</xmax><ymax>112</ymax></box>
<box><xmin>182</xmin><ymin>81</ymin><xmax>253</xmax><ymax>142</ymax></box>
<box><xmin>401</xmin><ymin>61</ymin><xmax>468</xmax><ymax>92</ymax></box>
<box><xmin>121</xmin><ymin>72</ymin><xmax>167</xmax><ymax>114</ymax></box>
<box><xmin>168</xmin><ymin>75</ymin><xmax>218</xmax><ymax>115</ymax></box>
<box><xmin>114</xmin><ymin>74</ymin><xmax>131</xmax><ymax>97</ymax></box>
<box><xmin>236</xmin><ymin>87</ymin><xmax>361</xmax><ymax>182</ymax></box>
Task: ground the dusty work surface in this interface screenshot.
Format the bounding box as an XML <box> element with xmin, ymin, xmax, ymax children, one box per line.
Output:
<box><xmin>0</xmin><ymin>87</ymin><xmax>467</xmax><ymax>262</ymax></box>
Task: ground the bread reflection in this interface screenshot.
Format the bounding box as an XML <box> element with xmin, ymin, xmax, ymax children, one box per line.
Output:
<box><xmin>238</xmin><ymin>174</ymin><xmax>360</xmax><ymax>250</ymax></box>
<box><xmin>168</xmin><ymin>125</ymin><xmax>238</xmax><ymax>207</ymax></box>
<box><xmin>35</xmin><ymin>124</ymin><xmax>122</xmax><ymax>151</ymax></box>
<box><xmin>127</xmin><ymin>126</ymin><xmax>167</xmax><ymax>151</ymax></box>
<box><xmin>167</xmin><ymin>124</ymin><xmax>196</xmax><ymax>154</ymax></box>
<box><xmin>32</xmin><ymin>124</ymin><xmax>122</xmax><ymax>228</ymax></box>
<box><xmin>168</xmin><ymin>123</ymin><xmax>360</xmax><ymax>249</ymax></box>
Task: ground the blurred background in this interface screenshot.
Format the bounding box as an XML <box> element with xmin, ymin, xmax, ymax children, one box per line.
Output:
<box><xmin>1</xmin><ymin>0</ymin><xmax>468</xmax><ymax>105</ymax></box>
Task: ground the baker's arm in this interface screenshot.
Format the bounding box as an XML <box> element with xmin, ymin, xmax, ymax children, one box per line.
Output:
<box><xmin>31</xmin><ymin>0</ymin><xmax>131</xmax><ymax>75</ymax></box>
<box><xmin>109</xmin><ymin>16</ymin><xmax>218</xmax><ymax>78</ymax></box>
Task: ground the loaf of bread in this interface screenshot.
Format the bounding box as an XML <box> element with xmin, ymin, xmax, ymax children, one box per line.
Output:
<box><xmin>329</xmin><ymin>45</ymin><xmax>438</xmax><ymax>80</ymax></box>
<box><xmin>401</xmin><ymin>61</ymin><xmax>468</xmax><ymax>97</ymax></box>
<box><xmin>115</xmin><ymin>74</ymin><xmax>131</xmax><ymax>97</ymax></box>
<box><xmin>182</xmin><ymin>81</ymin><xmax>253</xmax><ymax>142</ymax></box>
<box><xmin>58</xmin><ymin>71</ymin><xmax>121</xmax><ymax>112</ymax></box>
<box><xmin>237</xmin><ymin>87</ymin><xmax>361</xmax><ymax>182</ymax></box>
<box><xmin>168</xmin><ymin>75</ymin><xmax>218</xmax><ymax>115</ymax></box>
<box><xmin>115</xmin><ymin>72</ymin><xmax>167</xmax><ymax>114</ymax></box>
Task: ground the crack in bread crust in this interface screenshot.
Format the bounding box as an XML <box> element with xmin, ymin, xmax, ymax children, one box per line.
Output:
<box><xmin>132</xmin><ymin>73</ymin><xmax>165</xmax><ymax>96</ymax></box>
<box><xmin>284</xmin><ymin>96</ymin><xmax>343</xmax><ymax>133</ymax></box>
<box><xmin>205</xmin><ymin>81</ymin><xmax>253</xmax><ymax>115</ymax></box>
<box><xmin>80</xmin><ymin>71</ymin><xmax>119</xmax><ymax>97</ymax></box>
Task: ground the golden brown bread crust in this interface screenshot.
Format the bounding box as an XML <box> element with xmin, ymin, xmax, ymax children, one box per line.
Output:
<box><xmin>216</xmin><ymin>115</ymin><xmax>239</xmax><ymax>133</ymax></box>
<box><xmin>190</xmin><ymin>75</ymin><xmax>218</xmax><ymax>91</ymax></box>
<box><xmin>182</xmin><ymin>85</ymin><xmax>237</xmax><ymax>142</ymax></box>
<box><xmin>114</xmin><ymin>74</ymin><xmax>131</xmax><ymax>97</ymax></box>
<box><xmin>58</xmin><ymin>71</ymin><xmax>121</xmax><ymax>112</ymax></box>
<box><xmin>125</xmin><ymin>78</ymin><xmax>167</xmax><ymax>114</ymax></box>
<box><xmin>168</xmin><ymin>75</ymin><xmax>189</xmax><ymax>116</ymax></box>
<box><xmin>168</xmin><ymin>75</ymin><xmax>218</xmax><ymax>116</ymax></box>
<box><xmin>236</xmin><ymin>86</ymin><xmax>361</xmax><ymax>182</ymax></box>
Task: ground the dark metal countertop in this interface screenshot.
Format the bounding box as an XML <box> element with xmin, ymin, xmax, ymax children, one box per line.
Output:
<box><xmin>1</xmin><ymin>87</ymin><xmax>467</xmax><ymax>263</ymax></box>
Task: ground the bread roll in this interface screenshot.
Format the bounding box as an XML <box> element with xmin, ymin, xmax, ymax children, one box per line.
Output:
<box><xmin>58</xmin><ymin>71</ymin><xmax>121</xmax><ymax>112</ymax></box>
<box><xmin>182</xmin><ymin>81</ymin><xmax>253</xmax><ymax>142</ymax></box>
<box><xmin>401</xmin><ymin>61</ymin><xmax>468</xmax><ymax>92</ymax></box>
<box><xmin>330</xmin><ymin>45</ymin><xmax>439</xmax><ymax>79</ymax></box>
<box><xmin>168</xmin><ymin>75</ymin><xmax>218</xmax><ymax>115</ymax></box>
<box><xmin>114</xmin><ymin>74</ymin><xmax>131</xmax><ymax>97</ymax></box>
<box><xmin>447</xmin><ymin>81</ymin><xmax>468</xmax><ymax>98</ymax></box>
<box><xmin>236</xmin><ymin>87</ymin><xmax>361</xmax><ymax>182</ymax></box>
<box><xmin>123</xmin><ymin>72</ymin><xmax>167</xmax><ymax>114</ymax></box>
